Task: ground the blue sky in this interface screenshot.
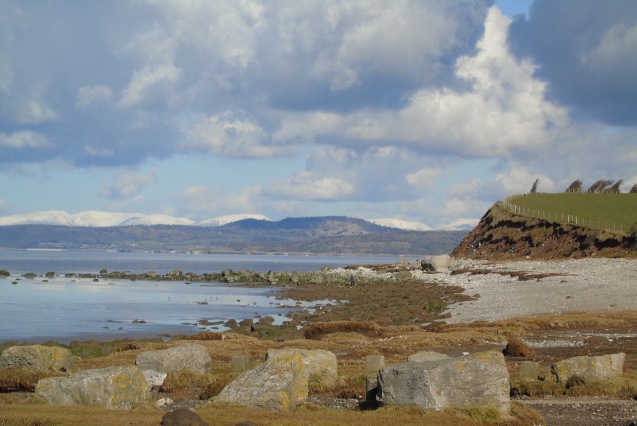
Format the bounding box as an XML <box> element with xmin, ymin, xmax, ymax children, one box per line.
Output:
<box><xmin>1</xmin><ymin>0</ymin><xmax>635</xmax><ymax>227</ymax></box>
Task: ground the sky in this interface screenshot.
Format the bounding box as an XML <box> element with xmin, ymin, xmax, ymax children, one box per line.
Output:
<box><xmin>0</xmin><ymin>0</ymin><xmax>636</xmax><ymax>228</ymax></box>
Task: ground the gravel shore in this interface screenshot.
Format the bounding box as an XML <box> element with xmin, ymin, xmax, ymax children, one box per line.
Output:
<box><xmin>331</xmin><ymin>258</ymin><xmax>637</xmax><ymax>324</ymax></box>
<box><xmin>437</xmin><ymin>258</ymin><xmax>637</xmax><ymax>324</ymax></box>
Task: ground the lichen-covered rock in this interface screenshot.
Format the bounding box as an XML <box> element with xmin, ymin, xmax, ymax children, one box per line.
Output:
<box><xmin>0</xmin><ymin>345</ymin><xmax>74</xmax><ymax>372</ymax></box>
<box><xmin>551</xmin><ymin>353</ymin><xmax>625</xmax><ymax>385</ymax></box>
<box><xmin>377</xmin><ymin>350</ymin><xmax>510</xmax><ymax>414</ymax></box>
<box><xmin>408</xmin><ymin>351</ymin><xmax>449</xmax><ymax>363</ymax></box>
<box><xmin>519</xmin><ymin>361</ymin><xmax>540</xmax><ymax>379</ymax></box>
<box><xmin>35</xmin><ymin>365</ymin><xmax>150</xmax><ymax>409</ymax></box>
<box><xmin>142</xmin><ymin>369</ymin><xmax>167</xmax><ymax>388</ymax></box>
<box><xmin>136</xmin><ymin>344</ymin><xmax>211</xmax><ymax>375</ymax></box>
<box><xmin>214</xmin><ymin>352</ymin><xmax>308</xmax><ymax>411</ymax></box>
<box><xmin>266</xmin><ymin>348</ymin><xmax>337</xmax><ymax>382</ymax></box>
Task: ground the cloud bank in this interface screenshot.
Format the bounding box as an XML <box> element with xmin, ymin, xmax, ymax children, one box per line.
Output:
<box><xmin>0</xmin><ymin>0</ymin><xmax>635</xmax><ymax>227</ymax></box>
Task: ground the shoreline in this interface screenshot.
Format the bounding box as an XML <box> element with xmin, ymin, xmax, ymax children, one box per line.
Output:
<box><xmin>3</xmin><ymin>257</ymin><xmax>637</xmax><ymax>346</ymax></box>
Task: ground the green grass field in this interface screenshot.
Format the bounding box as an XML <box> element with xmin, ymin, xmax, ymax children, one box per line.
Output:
<box><xmin>503</xmin><ymin>193</ymin><xmax>637</xmax><ymax>233</ymax></box>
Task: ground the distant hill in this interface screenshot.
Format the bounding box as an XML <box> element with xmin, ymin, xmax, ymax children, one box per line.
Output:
<box><xmin>0</xmin><ymin>209</ymin><xmax>476</xmax><ymax>231</ymax></box>
<box><xmin>0</xmin><ymin>216</ymin><xmax>468</xmax><ymax>256</ymax></box>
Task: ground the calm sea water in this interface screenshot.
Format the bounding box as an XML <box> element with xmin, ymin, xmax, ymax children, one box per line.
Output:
<box><xmin>0</xmin><ymin>250</ymin><xmax>412</xmax><ymax>344</ymax></box>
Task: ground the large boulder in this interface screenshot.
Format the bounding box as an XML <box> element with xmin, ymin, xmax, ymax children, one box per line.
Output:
<box><xmin>551</xmin><ymin>353</ymin><xmax>625</xmax><ymax>385</ymax></box>
<box><xmin>136</xmin><ymin>344</ymin><xmax>211</xmax><ymax>375</ymax></box>
<box><xmin>214</xmin><ymin>352</ymin><xmax>309</xmax><ymax>411</ymax></box>
<box><xmin>408</xmin><ymin>351</ymin><xmax>449</xmax><ymax>363</ymax></box>
<box><xmin>35</xmin><ymin>365</ymin><xmax>150</xmax><ymax>409</ymax></box>
<box><xmin>376</xmin><ymin>350</ymin><xmax>510</xmax><ymax>414</ymax></box>
<box><xmin>161</xmin><ymin>408</ymin><xmax>209</xmax><ymax>426</ymax></box>
<box><xmin>421</xmin><ymin>255</ymin><xmax>451</xmax><ymax>272</ymax></box>
<box><xmin>266</xmin><ymin>348</ymin><xmax>337</xmax><ymax>383</ymax></box>
<box><xmin>0</xmin><ymin>345</ymin><xmax>74</xmax><ymax>372</ymax></box>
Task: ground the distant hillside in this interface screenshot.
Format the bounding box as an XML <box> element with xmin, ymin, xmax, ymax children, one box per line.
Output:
<box><xmin>0</xmin><ymin>216</ymin><xmax>467</xmax><ymax>256</ymax></box>
<box><xmin>453</xmin><ymin>202</ymin><xmax>637</xmax><ymax>259</ymax></box>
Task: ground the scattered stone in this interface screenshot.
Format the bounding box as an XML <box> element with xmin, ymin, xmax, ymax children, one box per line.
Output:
<box><xmin>35</xmin><ymin>365</ymin><xmax>150</xmax><ymax>409</ymax></box>
<box><xmin>161</xmin><ymin>408</ymin><xmax>208</xmax><ymax>426</ymax></box>
<box><xmin>117</xmin><ymin>342</ymin><xmax>139</xmax><ymax>352</ymax></box>
<box><xmin>395</xmin><ymin>270</ymin><xmax>412</xmax><ymax>281</ymax></box>
<box><xmin>376</xmin><ymin>350</ymin><xmax>510</xmax><ymax>414</ymax></box>
<box><xmin>156</xmin><ymin>397</ymin><xmax>173</xmax><ymax>408</ymax></box>
<box><xmin>214</xmin><ymin>352</ymin><xmax>309</xmax><ymax>411</ymax></box>
<box><xmin>551</xmin><ymin>353</ymin><xmax>625</xmax><ymax>385</ymax></box>
<box><xmin>136</xmin><ymin>344</ymin><xmax>211</xmax><ymax>375</ymax></box>
<box><xmin>0</xmin><ymin>345</ymin><xmax>74</xmax><ymax>372</ymax></box>
<box><xmin>502</xmin><ymin>337</ymin><xmax>536</xmax><ymax>357</ymax></box>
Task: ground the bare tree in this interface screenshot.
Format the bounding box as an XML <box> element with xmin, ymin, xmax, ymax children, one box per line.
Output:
<box><xmin>606</xmin><ymin>179</ymin><xmax>624</xmax><ymax>193</ymax></box>
<box><xmin>565</xmin><ymin>180</ymin><xmax>582</xmax><ymax>193</ymax></box>
<box><xmin>587</xmin><ymin>179</ymin><xmax>613</xmax><ymax>193</ymax></box>
<box><xmin>529</xmin><ymin>178</ymin><xmax>539</xmax><ymax>194</ymax></box>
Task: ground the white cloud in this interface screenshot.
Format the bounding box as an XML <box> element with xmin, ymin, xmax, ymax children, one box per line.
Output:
<box><xmin>274</xmin><ymin>7</ymin><xmax>568</xmax><ymax>160</ymax></box>
<box><xmin>405</xmin><ymin>167</ymin><xmax>443</xmax><ymax>187</ymax></box>
<box><xmin>84</xmin><ymin>146</ymin><xmax>115</xmax><ymax>158</ymax></box>
<box><xmin>449</xmin><ymin>177</ymin><xmax>482</xmax><ymax>198</ymax></box>
<box><xmin>187</xmin><ymin>111</ymin><xmax>295</xmax><ymax>158</ymax></box>
<box><xmin>392</xmin><ymin>7</ymin><xmax>568</xmax><ymax>156</ymax></box>
<box><xmin>117</xmin><ymin>63</ymin><xmax>181</xmax><ymax>109</ymax></box>
<box><xmin>0</xmin><ymin>131</ymin><xmax>52</xmax><ymax>149</ymax></box>
<box><xmin>15</xmin><ymin>98</ymin><xmax>59</xmax><ymax>124</ymax></box>
<box><xmin>76</xmin><ymin>85</ymin><xmax>113</xmax><ymax>109</ymax></box>
<box><xmin>173</xmin><ymin>185</ymin><xmax>223</xmax><ymax>217</ymax></box>
<box><xmin>261</xmin><ymin>171</ymin><xmax>354</xmax><ymax>201</ymax></box>
<box><xmin>495</xmin><ymin>166</ymin><xmax>555</xmax><ymax>195</ymax></box>
<box><xmin>310</xmin><ymin>1</ymin><xmax>486</xmax><ymax>90</ymax></box>
<box><xmin>99</xmin><ymin>170</ymin><xmax>157</xmax><ymax>201</ymax></box>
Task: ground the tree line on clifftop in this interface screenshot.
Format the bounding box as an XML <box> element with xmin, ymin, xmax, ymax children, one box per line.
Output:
<box><xmin>529</xmin><ymin>178</ymin><xmax>637</xmax><ymax>194</ymax></box>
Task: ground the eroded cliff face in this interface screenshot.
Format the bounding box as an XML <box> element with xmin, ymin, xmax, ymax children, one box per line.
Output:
<box><xmin>452</xmin><ymin>202</ymin><xmax>636</xmax><ymax>260</ymax></box>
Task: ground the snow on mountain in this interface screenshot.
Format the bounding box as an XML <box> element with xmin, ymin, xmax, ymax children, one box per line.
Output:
<box><xmin>0</xmin><ymin>210</ymin><xmax>269</xmax><ymax>227</ymax></box>
<box><xmin>197</xmin><ymin>214</ymin><xmax>272</xmax><ymax>227</ymax></box>
<box><xmin>439</xmin><ymin>218</ymin><xmax>479</xmax><ymax>231</ymax></box>
<box><xmin>69</xmin><ymin>211</ymin><xmax>145</xmax><ymax>227</ymax></box>
<box><xmin>119</xmin><ymin>214</ymin><xmax>195</xmax><ymax>226</ymax></box>
<box><xmin>367</xmin><ymin>218</ymin><xmax>432</xmax><ymax>231</ymax></box>
<box><xmin>0</xmin><ymin>210</ymin><xmax>76</xmax><ymax>226</ymax></box>
<box><xmin>0</xmin><ymin>210</ymin><xmax>476</xmax><ymax>230</ymax></box>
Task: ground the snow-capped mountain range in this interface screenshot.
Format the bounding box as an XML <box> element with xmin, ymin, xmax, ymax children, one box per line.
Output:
<box><xmin>0</xmin><ymin>210</ymin><xmax>477</xmax><ymax>231</ymax></box>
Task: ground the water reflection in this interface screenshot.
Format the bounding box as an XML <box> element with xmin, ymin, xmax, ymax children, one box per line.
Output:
<box><xmin>0</xmin><ymin>276</ymin><xmax>323</xmax><ymax>344</ymax></box>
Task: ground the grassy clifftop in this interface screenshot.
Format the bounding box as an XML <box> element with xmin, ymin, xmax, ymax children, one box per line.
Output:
<box><xmin>452</xmin><ymin>201</ymin><xmax>637</xmax><ymax>260</ymax></box>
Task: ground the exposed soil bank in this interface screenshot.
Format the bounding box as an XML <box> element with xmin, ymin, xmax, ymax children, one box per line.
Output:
<box><xmin>452</xmin><ymin>202</ymin><xmax>636</xmax><ymax>260</ymax></box>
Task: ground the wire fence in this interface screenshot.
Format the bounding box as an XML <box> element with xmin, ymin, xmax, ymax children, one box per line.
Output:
<box><xmin>501</xmin><ymin>194</ymin><xmax>627</xmax><ymax>234</ymax></box>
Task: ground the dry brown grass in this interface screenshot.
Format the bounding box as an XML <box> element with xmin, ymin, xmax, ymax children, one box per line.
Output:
<box><xmin>0</xmin><ymin>399</ymin><xmax>546</xmax><ymax>426</ymax></box>
<box><xmin>510</xmin><ymin>376</ymin><xmax>637</xmax><ymax>399</ymax></box>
